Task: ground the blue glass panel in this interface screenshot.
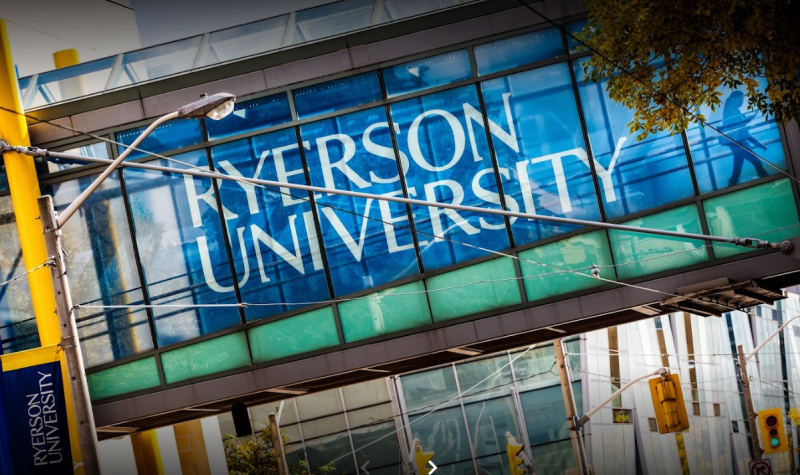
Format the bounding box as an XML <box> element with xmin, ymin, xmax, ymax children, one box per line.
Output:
<box><xmin>481</xmin><ymin>63</ymin><xmax>601</xmax><ymax>246</ymax></box>
<box><xmin>474</xmin><ymin>28</ymin><xmax>564</xmax><ymax>76</ymax></box>
<box><xmin>574</xmin><ymin>58</ymin><xmax>694</xmax><ymax>219</ymax></box>
<box><xmin>211</xmin><ymin>129</ymin><xmax>330</xmax><ymax>320</ymax></box>
<box><xmin>687</xmin><ymin>85</ymin><xmax>786</xmax><ymax>193</ymax></box>
<box><xmin>566</xmin><ymin>20</ymin><xmax>589</xmax><ymax>53</ymax></box>
<box><xmin>0</xmin><ymin>166</ymin><xmax>6</xmax><ymax>193</ymax></box>
<box><xmin>383</xmin><ymin>50</ymin><xmax>472</xmax><ymax>98</ymax></box>
<box><xmin>18</xmin><ymin>76</ymin><xmax>31</xmax><ymax>101</ymax></box>
<box><xmin>205</xmin><ymin>93</ymin><xmax>292</xmax><ymax>140</ymax></box>
<box><xmin>115</xmin><ymin>119</ymin><xmax>204</xmax><ymax>160</ymax></box>
<box><xmin>26</xmin><ymin>56</ymin><xmax>117</xmax><ymax>108</ymax></box>
<box><xmin>301</xmin><ymin>107</ymin><xmax>419</xmax><ymax>295</ymax></box>
<box><xmin>40</xmin><ymin>142</ymin><xmax>109</xmax><ymax>175</ymax></box>
<box><xmin>293</xmin><ymin>72</ymin><xmax>382</xmax><ymax>119</ymax></box>
<box><xmin>390</xmin><ymin>86</ymin><xmax>510</xmax><ymax>270</ymax></box>
<box><xmin>124</xmin><ymin>150</ymin><xmax>241</xmax><ymax>346</ymax></box>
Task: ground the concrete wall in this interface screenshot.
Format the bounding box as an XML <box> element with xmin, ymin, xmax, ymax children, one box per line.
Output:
<box><xmin>1</xmin><ymin>0</ymin><xmax>140</xmax><ymax>76</ymax></box>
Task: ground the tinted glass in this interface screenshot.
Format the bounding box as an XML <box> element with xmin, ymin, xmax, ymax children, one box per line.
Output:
<box><xmin>42</xmin><ymin>142</ymin><xmax>109</xmax><ymax>175</ymax></box>
<box><xmin>124</xmin><ymin>150</ymin><xmax>241</xmax><ymax>346</ymax></box>
<box><xmin>481</xmin><ymin>63</ymin><xmax>601</xmax><ymax>246</ymax></box>
<box><xmin>289</xmin><ymin>0</ymin><xmax>374</xmax><ymax>45</ymax></box>
<box><xmin>574</xmin><ymin>58</ymin><xmax>694</xmax><ymax>219</ymax></box>
<box><xmin>687</xmin><ymin>86</ymin><xmax>787</xmax><ymax>192</ymax></box>
<box><xmin>115</xmin><ymin>119</ymin><xmax>204</xmax><ymax>160</ymax></box>
<box><xmin>111</xmin><ymin>36</ymin><xmax>203</xmax><ymax>88</ymax></box>
<box><xmin>293</xmin><ymin>72</ymin><xmax>382</xmax><ymax>119</ymax></box>
<box><xmin>375</xmin><ymin>0</ymin><xmax>461</xmax><ymax>23</ymax></box>
<box><xmin>474</xmin><ymin>28</ymin><xmax>564</xmax><ymax>76</ymax></box>
<box><xmin>197</xmin><ymin>16</ymin><xmax>288</xmax><ymax>68</ymax></box>
<box><xmin>205</xmin><ymin>93</ymin><xmax>292</xmax><ymax>140</ymax></box>
<box><xmin>26</xmin><ymin>56</ymin><xmax>116</xmax><ymax>108</ymax></box>
<box><xmin>301</xmin><ymin>107</ymin><xmax>419</xmax><ymax>295</ymax></box>
<box><xmin>383</xmin><ymin>50</ymin><xmax>472</xmax><ymax>98</ymax></box>
<box><xmin>566</xmin><ymin>20</ymin><xmax>589</xmax><ymax>53</ymax></box>
<box><xmin>390</xmin><ymin>85</ymin><xmax>510</xmax><ymax>270</ymax></box>
<box><xmin>211</xmin><ymin>128</ymin><xmax>330</xmax><ymax>320</ymax></box>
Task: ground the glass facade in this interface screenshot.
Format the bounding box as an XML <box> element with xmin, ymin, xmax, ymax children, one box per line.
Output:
<box><xmin>3</xmin><ymin>22</ymin><xmax>798</xmax><ymax>409</ymax></box>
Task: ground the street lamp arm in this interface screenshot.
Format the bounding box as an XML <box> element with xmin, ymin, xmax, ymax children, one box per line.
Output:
<box><xmin>575</xmin><ymin>368</ymin><xmax>668</xmax><ymax>429</ymax></box>
<box><xmin>56</xmin><ymin>110</ymin><xmax>179</xmax><ymax>227</ymax></box>
<box><xmin>745</xmin><ymin>313</ymin><xmax>800</xmax><ymax>362</ymax></box>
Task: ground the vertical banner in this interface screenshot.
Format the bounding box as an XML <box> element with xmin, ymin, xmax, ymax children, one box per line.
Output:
<box><xmin>1</xmin><ymin>345</ymin><xmax>76</xmax><ymax>474</ymax></box>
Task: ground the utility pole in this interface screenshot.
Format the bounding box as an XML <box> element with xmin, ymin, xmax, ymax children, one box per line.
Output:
<box><xmin>38</xmin><ymin>195</ymin><xmax>100</xmax><ymax>474</ymax></box>
<box><xmin>269</xmin><ymin>413</ymin><xmax>288</xmax><ymax>475</ymax></box>
<box><xmin>738</xmin><ymin>345</ymin><xmax>763</xmax><ymax>461</ymax></box>
<box><xmin>554</xmin><ymin>339</ymin><xmax>590</xmax><ymax>475</ymax></box>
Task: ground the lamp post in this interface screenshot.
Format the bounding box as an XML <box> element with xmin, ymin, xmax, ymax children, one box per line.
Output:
<box><xmin>35</xmin><ymin>92</ymin><xmax>235</xmax><ymax>475</ymax></box>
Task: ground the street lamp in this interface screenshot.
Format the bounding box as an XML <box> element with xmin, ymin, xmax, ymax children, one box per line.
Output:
<box><xmin>36</xmin><ymin>92</ymin><xmax>235</xmax><ymax>475</ymax></box>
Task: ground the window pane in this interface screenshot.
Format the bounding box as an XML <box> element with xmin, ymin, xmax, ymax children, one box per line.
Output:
<box><xmin>512</xmin><ymin>344</ymin><xmax>560</xmax><ymax>392</ymax></box>
<box><xmin>44</xmin><ymin>174</ymin><xmax>153</xmax><ymax>367</ymax></box>
<box><xmin>26</xmin><ymin>56</ymin><xmax>116</xmax><ymax>108</ymax></box>
<box><xmin>347</xmin><ymin>403</ymin><xmax>394</xmax><ymax>428</ymax></box>
<box><xmin>464</xmin><ymin>396</ymin><xmax>519</xmax><ymax>458</ymax></box>
<box><xmin>196</xmin><ymin>16</ymin><xmax>289</xmax><ymax>68</ymax></box>
<box><xmin>520</xmin><ymin>383</ymin><xmax>581</xmax><ymax>447</ymax></box>
<box><xmin>300</xmin><ymin>413</ymin><xmax>347</xmax><ymax>439</ymax></box>
<box><xmin>0</xmin><ymin>195</ymin><xmax>38</xmax><ymax>354</ymax></box>
<box><xmin>390</xmin><ymin>85</ymin><xmax>510</xmax><ymax>270</ymax></box>
<box><xmin>304</xmin><ymin>432</ymin><xmax>356</xmax><ymax>474</ymax></box>
<box><xmin>248</xmin><ymin>307</ymin><xmax>339</xmax><ymax>363</ymax></box>
<box><xmin>115</xmin><ymin>119</ymin><xmax>204</xmax><ymax>160</ymax></box>
<box><xmin>531</xmin><ymin>439</ymin><xmax>576</xmax><ymax>474</ymax></box>
<box><xmin>339</xmin><ymin>281</ymin><xmax>432</xmax><ymax>342</ymax></box>
<box><xmin>294</xmin><ymin>72</ymin><xmax>382</xmax><ymax>119</ymax></box>
<box><xmin>211</xmin><ymin>128</ymin><xmax>329</xmax><ymax>320</ymax></box>
<box><xmin>205</xmin><ymin>93</ymin><xmax>292</xmax><ymax>140</ymax></box>
<box><xmin>296</xmin><ymin>388</ymin><xmax>344</xmax><ymax>420</ymax></box>
<box><xmin>111</xmin><ymin>36</ymin><xmax>203</xmax><ymax>88</ymax></box>
<box><xmin>409</xmin><ymin>406</ymin><xmax>472</xmax><ymax>466</ymax></box>
<box><xmin>383</xmin><ymin>50</ymin><xmax>472</xmax><ymax>98</ymax></box>
<box><xmin>475</xmin><ymin>28</ymin><xmax>564</xmax><ymax>76</ymax></box>
<box><xmin>342</xmin><ymin>379</ymin><xmax>390</xmax><ymax>410</ymax></box>
<box><xmin>87</xmin><ymin>357</ymin><xmax>160</xmax><ymax>400</ymax></box>
<box><xmin>456</xmin><ymin>355</ymin><xmax>513</xmax><ymax>403</ymax></box>
<box><xmin>160</xmin><ymin>331</ymin><xmax>251</xmax><ymax>384</ymax></box>
<box><xmin>574</xmin><ymin>58</ymin><xmax>694</xmax><ymax>219</ymax></box>
<box><xmin>401</xmin><ymin>366</ymin><xmax>459</xmax><ymax>413</ymax></box>
<box><xmin>301</xmin><ymin>107</ymin><xmax>419</xmax><ymax>295</ymax></box>
<box><xmin>518</xmin><ymin>230</ymin><xmax>615</xmax><ymax>302</ymax></box>
<box><xmin>609</xmin><ymin>205</ymin><xmax>708</xmax><ymax>280</ymax></box>
<box><xmin>481</xmin><ymin>63</ymin><xmax>601</xmax><ymax>246</ymax></box>
<box><xmin>704</xmin><ymin>178</ymin><xmax>800</xmax><ymax>258</ymax></box>
<box><xmin>351</xmin><ymin>421</ymin><xmax>402</xmax><ymax>473</ymax></box>
<box><xmin>44</xmin><ymin>142</ymin><xmax>109</xmax><ymax>175</ymax></box>
<box><xmin>124</xmin><ymin>151</ymin><xmax>241</xmax><ymax>347</ymax></box>
<box><xmin>687</xmin><ymin>86</ymin><xmax>787</xmax><ymax>193</ymax></box>
<box><xmin>566</xmin><ymin>20</ymin><xmax>588</xmax><ymax>53</ymax></box>
<box><xmin>375</xmin><ymin>0</ymin><xmax>461</xmax><ymax>23</ymax></box>
<box><xmin>289</xmin><ymin>0</ymin><xmax>374</xmax><ymax>45</ymax></box>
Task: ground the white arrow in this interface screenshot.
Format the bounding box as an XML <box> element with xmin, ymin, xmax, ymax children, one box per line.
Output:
<box><xmin>361</xmin><ymin>460</ymin><xmax>370</xmax><ymax>475</ymax></box>
<box><xmin>428</xmin><ymin>460</ymin><xmax>437</xmax><ymax>475</ymax></box>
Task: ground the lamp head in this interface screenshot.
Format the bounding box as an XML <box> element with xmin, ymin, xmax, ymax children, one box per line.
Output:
<box><xmin>178</xmin><ymin>92</ymin><xmax>236</xmax><ymax>120</ymax></box>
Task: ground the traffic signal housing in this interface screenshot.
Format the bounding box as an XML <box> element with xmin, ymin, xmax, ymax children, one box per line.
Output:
<box><xmin>505</xmin><ymin>433</ymin><xmax>528</xmax><ymax>475</ymax></box>
<box><xmin>414</xmin><ymin>442</ymin><xmax>435</xmax><ymax>475</ymax></box>
<box><xmin>759</xmin><ymin>408</ymin><xmax>788</xmax><ymax>455</ymax></box>
<box><xmin>648</xmin><ymin>373</ymin><xmax>690</xmax><ymax>434</ymax></box>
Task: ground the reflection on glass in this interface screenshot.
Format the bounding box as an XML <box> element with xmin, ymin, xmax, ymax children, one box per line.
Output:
<box><xmin>384</xmin><ymin>49</ymin><xmax>472</xmax><ymax>98</ymax></box>
<box><xmin>456</xmin><ymin>354</ymin><xmax>513</xmax><ymax>403</ymax></box>
<box><xmin>305</xmin><ymin>432</ymin><xmax>356</xmax><ymax>474</ymax></box>
<box><xmin>565</xmin><ymin>20</ymin><xmax>589</xmax><ymax>54</ymax></box>
<box><xmin>375</xmin><ymin>0</ymin><xmax>462</xmax><ymax>23</ymax></box>
<box><xmin>26</xmin><ymin>57</ymin><xmax>117</xmax><ymax>108</ymax></box>
<box><xmin>410</xmin><ymin>406</ymin><xmax>472</xmax><ymax>466</ymax></box>
<box><xmin>110</xmin><ymin>36</ymin><xmax>203</xmax><ymax>88</ymax></box>
<box><xmin>474</xmin><ymin>28</ymin><xmax>564</xmax><ymax>76</ymax></box>
<box><xmin>124</xmin><ymin>150</ymin><xmax>241</xmax><ymax>346</ymax></box>
<box><xmin>296</xmin><ymin>388</ymin><xmax>345</xmax><ymax>420</ymax></box>
<box><xmin>40</xmin><ymin>142</ymin><xmax>109</xmax><ymax>175</ymax></box>
<box><xmin>520</xmin><ymin>383</ymin><xmax>581</xmax><ymax>447</ymax></box>
<box><xmin>391</xmin><ymin>85</ymin><xmax>510</xmax><ymax>270</ymax></box>
<box><xmin>115</xmin><ymin>119</ymin><xmax>204</xmax><ymax>160</ymax></box>
<box><xmin>343</xmin><ymin>379</ymin><xmax>390</xmax><ymax>410</ymax></box>
<box><xmin>351</xmin><ymin>421</ymin><xmax>402</xmax><ymax>473</ymax></box>
<box><xmin>687</xmin><ymin>86</ymin><xmax>786</xmax><ymax>192</ymax></box>
<box><xmin>401</xmin><ymin>365</ymin><xmax>459</xmax><ymax>412</ymax></box>
<box><xmin>211</xmin><ymin>128</ymin><xmax>329</xmax><ymax>321</ymax></box>
<box><xmin>196</xmin><ymin>16</ymin><xmax>289</xmax><ymax>68</ymax></box>
<box><xmin>289</xmin><ymin>0</ymin><xmax>374</xmax><ymax>45</ymax></box>
<box><xmin>464</xmin><ymin>396</ymin><xmax>519</xmax><ymax>458</ymax></box>
<box><xmin>205</xmin><ymin>93</ymin><xmax>292</xmax><ymax>140</ymax></box>
<box><xmin>44</xmin><ymin>174</ymin><xmax>154</xmax><ymax>367</ymax></box>
<box><xmin>574</xmin><ymin>58</ymin><xmax>694</xmax><ymax>219</ymax></box>
<box><xmin>481</xmin><ymin>63</ymin><xmax>601</xmax><ymax>246</ymax></box>
<box><xmin>0</xmin><ymin>196</ymin><xmax>38</xmax><ymax>354</ymax></box>
<box><xmin>293</xmin><ymin>72</ymin><xmax>382</xmax><ymax>119</ymax></box>
<box><xmin>301</xmin><ymin>106</ymin><xmax>419</xmax><ymax>295</ymax></box>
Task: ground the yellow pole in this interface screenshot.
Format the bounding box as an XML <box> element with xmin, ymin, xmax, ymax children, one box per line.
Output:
<box><xmin>52</xmin><ymin>48</ymin><xmax>80</xmax><ymax>69</ymax></box>
<box><xmin>0</xmin><ymin>20</ymin><xmax>60</xmax><ymax>345</ymax></box>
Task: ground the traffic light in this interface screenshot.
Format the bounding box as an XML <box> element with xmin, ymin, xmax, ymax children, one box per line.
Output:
<box><xmin>505</xmin><ymin>433</ymin><xmax>529</xmax><ymax>475</ymax></box>
<box><xmin>648</xmin><ymin>373</ymin><xmax>690</xmax><ymax>434</ymax></box>
<box><xmin>759</xmin><ymin>407</ymin><xmax>788</xmax><ymax>455</ymax></box>
<box><xmin>413</xmin><ymin>440</ymin><xmax>435</xmax><ymax>475</ymax></box>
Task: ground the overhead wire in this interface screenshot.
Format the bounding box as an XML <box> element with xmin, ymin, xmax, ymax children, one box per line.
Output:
<box><xmin>0</xmin><ymin>260</ymin><xmax>52</xmax><ymax>288</ymax></box>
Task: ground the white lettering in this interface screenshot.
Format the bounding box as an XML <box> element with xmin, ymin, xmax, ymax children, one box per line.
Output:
<box><xmin>317</xmin><ymin>134</ymin><xmax>370</xmax><ymax>190</ymax></box>
<box><xmin>321</xmin><ymin>199</ymin><xmax>374</xmax><ymax>261</ymax></box>
<box><xmin>408</xmin><ymin>110</ymin><xmax>466</xmax><ymax>172</ymax></box>
<box><xmin>274</xmin><ymin>141</ymin><xmax>315</xmax><ymax>206</ymax></box>
<box><xmin>472</xmin><ymin>168</ymin><xmax>519</xmax><ymax>229</ymax></box>
<box><xmin>463</xmin><ymin>92</ymin><xmax>519</xmax><ymax>161</ymax></box>
<box><xmin>377</xmin><ymin>190</ymin><xmax>415</xmax><ymax>253</ymax></box>
<box><xmin>183</xmin><ymin>172</ymin><xmax>237</xmax><ymax>227</ymax></box>
<box><xmin>363</xmin><ymin>122</ymin><xmax>410</xmax><ymax>184</ymax></box>
<box><xmin>577</xmin><ymin>137</ymin><xmax>626</xmax><ymax>203</ymax></box>
<box><xmin>251</xmin><ymin>216</ymin><xmax>305</xmax><ymax>283</ymax></box>
<box><xmin>423</xmin><ymin>180</ymin><xmax>479</xmax><ymax>240</ymax></box>
<box><xmin>196</xmin><ymin>227</ymin><xmax>249</xmax><ymax>292</ymax></box>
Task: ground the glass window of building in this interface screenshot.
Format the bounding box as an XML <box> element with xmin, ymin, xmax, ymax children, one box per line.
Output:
<box><xmin>288</xmin><ymin>0</ymin><xmax>374</xmax><ymax>46</ymax></box>
<box><xmin>109</xmin><ymin>36</ymin><xmax>204</xmax><ymax>88</ymax></box>
<box><xmin>25</xmin><ymin>57</ymin><xmax>117</xmax><ymax>109</ymax></box>
<box><xmin>293</xmin><ymin>72</ymin><xmax>383</xmax><ymax>119</ymax></box>
<box><xmin>205</xmin><ymin>93</ymin><xmax>293</xmax><ymax>140</ymax></box>
<box><xmin>374</xmin><ymin>0</ymin><xmax>462</xmax><ymax>24</ymax></box>
<box><xmin>383</xmin><ymin>49</ymin><xmax>473</xmax><ymax>98</ymax></box>
<box><xmin>211</xmin><ymin>128</ymin><xmax>330</xmax><ymax>320</ymax></box>
<box><xmin>474</xmin><ymin>28</ymin><xmax>564</xmax><ymax>76</ymax></box>
<box><xmin>390</xmin><ymin>85</ymin><xmax>510</xmax><ymax>270</ymax></box>
<box><xmin>42</xmin><ymin>142</ymin><xmax>109</xmax><ymax>175</ymax></box>
<box><xmin>115</xmin><ymin>119</ymin><xmax>204</xmax><ymax>160</ymax></box>
<box><xmin>195</xmin><ymin>16</ymin><xmax>289</xmax><ymax>68</ymax></box>
<box><xmin>481</xmin><ymin>62</ymin><xmax>601</xmax><ymax>246</ymax></box>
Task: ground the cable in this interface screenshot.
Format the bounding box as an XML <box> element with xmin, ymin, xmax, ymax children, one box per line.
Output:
<box><xmin>513</xmin><ymin>0</ymin><xmax>800</xmax><ymax>186</ymax></box>
<box><xmin>0</xmin><ymin>260</ymin><xmax>52</xmax><ymax>288</ymax></box>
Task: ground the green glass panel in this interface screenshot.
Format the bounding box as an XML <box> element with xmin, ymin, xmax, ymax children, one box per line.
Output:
<box><xmin>704</xmin><ymin>178</ymin><xmax>800</xmax><ymax>258</ymax></box>
<box><xmin>427</xmin><ymin>258</ymin><xmax>521</xmax><ymax>322</ymax></box>
<box><xmin>609</xmin><ymin>205</ymin><xmax>708</xmax><ymax>280</ymax></box>
<box><xmin>339</xmin><ymin>281</ymin><xmax>432</xmax><ymax>342</ymax></box>
<box><xmin>249</xmin><ymin>307</ymin><xmax>339</xmax><ymax>363</ymax></box>
<box><xmin>161</xmin><ymin>332</ymin><xmax>251</xmax><ymax>384</ymax></box>
<box><xmin>87</xmin><ymin>357</ymin><xmax>160</xmax><ymax>400</ymax></box>
<box><xmin>518</xmin><ymin>230</ymin><xmax>615</xmax><ymax>301</ymax></box>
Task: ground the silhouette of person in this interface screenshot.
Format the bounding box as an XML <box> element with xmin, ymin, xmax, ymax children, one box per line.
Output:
<box><xmin>722</xmin><ymin>90</ymin><xmax>768</xmax><ymax>186</ymax></box>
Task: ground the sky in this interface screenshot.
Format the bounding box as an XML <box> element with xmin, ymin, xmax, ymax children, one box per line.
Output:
<box><xmin>130</xmin><ymin>0</ymin><xmax>338</xmax><ymax>47</ymax></box>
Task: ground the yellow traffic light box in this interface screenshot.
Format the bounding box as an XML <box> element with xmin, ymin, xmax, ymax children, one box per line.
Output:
<box><xmin>758</xmin><ymin>408</ymin><xmax>788</xmax><ymax>455</ymax></box>
<box><xmin>414</xmin><ymin>442</ymin><xmax>435</xmax><ymax>475</ymax></box>
<box><xmin>648</xmin><ymin>373</ymin><xmax>690</xmax><ymax>434</ymax></box>
<box><xmin>505</xmin><ymin>434</ymin><xmax>527</xmax><ymax>475</ymax></box>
